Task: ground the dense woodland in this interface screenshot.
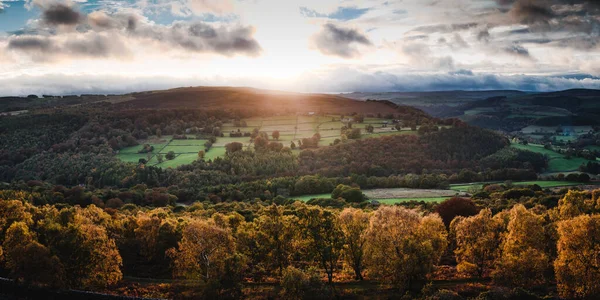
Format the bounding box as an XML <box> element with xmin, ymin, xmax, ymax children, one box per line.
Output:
<box><xmin>0</xmin><ymin>99</ymin><xmax>597</xmax><ymax>299</ymax></box>
<box><xmin>1</xmin><ymin>183</ymin><xmax>600</xmax><ymax>299</ymax></box>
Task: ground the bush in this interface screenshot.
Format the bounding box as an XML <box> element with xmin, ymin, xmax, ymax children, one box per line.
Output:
<box><xmin>331</xmin><ymin>184</ymin><xmax>366</xmax><ymax>203</ymax></box>
<box><xmin>280</xmin><ymin>266</ymin><xmax>323</xmax><ymax>299</ymax></box>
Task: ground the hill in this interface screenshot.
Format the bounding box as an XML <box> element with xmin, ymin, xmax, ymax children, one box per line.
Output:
<box><xmin>112</xmin><ymin>86</ymin><xmax>401</xmax><ymax>115</ymax></box>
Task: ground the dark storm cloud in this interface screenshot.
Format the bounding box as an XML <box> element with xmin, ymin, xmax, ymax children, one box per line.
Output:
<box><xmin>43</xmin><ymin>3</ymin><xmax>82</xmax><ymax>26</ymax></box>
<box><xmin>312</xmin><ymin>23</ymin><xmax>372</xmax><ymax>58</ymax></box>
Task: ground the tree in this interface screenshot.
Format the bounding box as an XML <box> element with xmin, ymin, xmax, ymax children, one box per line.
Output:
<box><xmin>331</xmin><ymin>184</ymin><xmax>365</xmax><ymax>203</ymax></box>
<box><xmin>435</xmin><ymin>197</ymin><xmax>479</xmax><ymax>227</ymax></box>
<box><xmin>492</xmin><ymin>205</ymin><xmax>549</xmax><ymax>287</ymax></box>
<box><xmin>298</xmin><ymin>206</ymin><xmax>345</xmax><ymax>285</ymax></box>
<box><xmin>238</xmin><ymin>205</ymin><xmax>297</xmax><ymax>277</ymax></box>
<box><xmin>254</xmin><ymin>136</ymin><xmax>269</xmax><ymax>150</ymax></box>
<box><xmin>165</xmin><ymin>151</ymin><xmax>176</xmax><ymax>160</ymax></box>
<box><xmin>366</xmin><ymin>206</ymin><xmax>447</xmax><ymax>291</ymax></box>
<box><xmin>198</xmin><ymin>150</ymin><xmax>205</xmax><ymax>159</ymax></box>
<box><xmin>272</xmin><ymin>130</ymin><xmax>280</xmax><ymax>140</ymax></box>
<box><xmin>366</xmin><ymin>125</ymin><xmax>374</xmax><ymax>133</ymax></box>
<box><xmin>339</xmin><ymin>208</ymin><xmax>369</xmax><ymax>280</ymax></box>
<box><xmin>454</xmin><ymin>209</ymin><xmax>503</xmax><ymax>278</ymax></box>
<box><xmin>226</xmin><ymin>142</ymin><xmax>244</xmax><ymax>154</ymax></box>
<box><xmin>156</xmin><ymin>129</ymin><xmax>162</xmax><ymax>138</ymax></box>
<box><xmin>56</xmin><ymin>223</ymin><xmax>123</xmax><ymax>288</ymax></box>
<box><xmin>555</xmin><ymin>214</ymin><xmax>600</xmax><ymax>299</ymax></box>
<box><xmin>168</xmin><ymin>219</ymin><xmax>235</xmax><ymax>281</ymax></box>
<box><xmin>290</xmin><ymin>141</ymin><xmax>296</xmax><ymax>149</ymax></box>
<box><xmin>3</xmin><ymin>222</ymin><xmax>65</xmax><ymax>287</ymax></box>
<box><xmin>157</xmin><ymin>153</ymin><xmax>164</xmax><ymax>163</ymax></box>
<box><xmin>557</xmin><ymin>190</ymin><xmax>590</xmax><ymax>220</ymax></box>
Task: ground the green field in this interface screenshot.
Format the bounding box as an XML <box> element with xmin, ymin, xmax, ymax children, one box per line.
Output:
<box><xmin>511</xmin><ymin>143</ymin><xmax>594</xmax><ymax>172</ymax></box>
<box><xmin>291</xmin><ymin>193</ymin><xmax>451</xmax><ymax>204</ymax></box>
<box><xmin>117</xmin><ymin>115</ymin><xmax>411</xmax><ymax>168</ymax></box>
<box><xmin>450</xmin><ymin>180</ymin><xmax>584</xmax><ymax>192</ymax></box>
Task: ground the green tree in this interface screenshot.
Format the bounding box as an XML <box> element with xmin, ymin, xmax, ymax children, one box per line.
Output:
<box><xmin>165</xmin><ymin>151</ymin><xmax>176</xmax><ymax>160</ymax></box>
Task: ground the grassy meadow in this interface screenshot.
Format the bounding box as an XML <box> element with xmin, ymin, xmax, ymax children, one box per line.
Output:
<box><xmin>116</xmin><ymin>114</ymin><xmax>412</xmax><ymax>168</ymax></box>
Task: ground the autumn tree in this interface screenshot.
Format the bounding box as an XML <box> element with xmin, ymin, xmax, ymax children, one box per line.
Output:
<box><xmin>198</xmin><ymin>150</ymin><xmax>205</xmax><ymax>159</ymax></box>
<box><xmin>365</xmin><ymin>206</ymin><xmax>447</xmax><ymax>291</ymax></box>
<box><xmin>272</xmin><ymin>130</ymin><xmax>280</xmax><ymax>140</ymax></box>
<box><xmin>554</xmin><ymin>214</ymin><xmax>600</xmax><ymax>299</ymax></box>
<box><xmin>2</xmin><ymin>222</ymin><xmax>65</xmax><ymax>287</ymax></box>
<box><xmin>492</xmin><ymin>205</ymin><xmax>549</xmax><ymax>288</ymax></box>
<box><xmin>454</xmin><ymin>209</ymin><xmax>504</xmax><ymax>278</ymax></box>
<box><xmin>557</xmin><ymin>190</ymin><xmax>592</xmax><ymax>220</ymax></box>
<box><xmin>237</xmin><ymin>205</ymin><xmax>297</xmax><ymax>278</ymax></box>
<box><xmin>339</xmin><ymin>208</ymin><xmax>369</xmax><ymax>280</ymax></box>
<box><xmin>297</xmin><ymin>206</ymin><xmax>345</xmax><ymax>285</ymax></box>
<box><xmin>168</xmin><ymin>219</ymin><xmax>235</xmax><ymax>281</ymax></box>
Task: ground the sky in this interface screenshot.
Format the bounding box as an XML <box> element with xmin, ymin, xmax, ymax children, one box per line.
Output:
<box><xmin>0</xmin><ymin>0</ymin><xmax>599</xmax><ymax>95</ymax></box>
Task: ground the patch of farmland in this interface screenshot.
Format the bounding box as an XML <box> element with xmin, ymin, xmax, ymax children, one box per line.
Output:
<box><xmin>377</xmin><ymin>197</ymin><xmax>450</xmax><ymax>204</ymax></box>
<box><xmin>318</xmin><ymin>121</ymin><xmax>343</xmax><ymax>130</ymax></box>
<box><xmin>213</xmin><ymin>137</ymin><xmax>252</xmax><ymax>147</ymax></box>
<box><xmin>318</xmin><ymin>137</ymin><xmax>339</xmax><ymax>146</ymax></box>
<box><xmin>155</xmin><ymin>153</ymin><xmax>200</xmax><ymax>168</ymax></box>
<box><xmin>205</xmin><ymin>147</ymin><xmax>227</xmax><ymax>160</ymax></box>
<box><xmin>169</xmin><ymin>139</ymin><xmax>208</xmax><ymax>146</ymax></box>
<box><xmin>363</xmin><ymin>188</ymin><xmax>461</xmax><ymax>199</ymax></box>
<box><xmin>117</xmin><ymin>153</ymin><xmax>157</xmax><ymax>164</ymax></box>
<box><xmin>160</xmin><ymin>145</ymin><xmax>202</xmax><ymax>153</ymax></box>
<box><xmin>261</xmin><ymin>124</ymin><xmax>297</xmax><ymax>132</ymax></box>
<box><xmin>118</xmin><ymin>142</ymin><xmax>168</xmax><ymax>154</ymax></box>
<box><xmin>450</xmin><ymin>180</ymin><xmax>584</xmax><ymax>192</ymax></box>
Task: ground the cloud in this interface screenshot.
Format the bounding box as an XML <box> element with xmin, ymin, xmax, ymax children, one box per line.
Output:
<box><xmin>300</xmin><ymin>6</ymin><xmax>370</xmax><ymax>21</ymax></box>
<box><xmin>295</xmin><ymin>67</ymin><xmax>600</xmax><ymax>92</ymax></box>
<box><xmin>503</xmin><ymin>43</ymin><xmax>531</xmax><ymax>57</ymax></box>
<box><xmin>2</xmin><ymin>69</ymin><xmax>600</xmax><ymax>96</ymax></box>
<box><xmin>42</xmin><ymin>3</ymin><xmax>82</xmax><ymax>26</ymax></box>
<box><xmin>311</xmin><ymin>23</ymin><xmax>372</xmax><ymax>58</ymax></box>
<box><xmin>5</xmin><ymin>7</ymin><xmax>262</xmax><ymax>59</ymax></box>
<box><xmin>410</xmin><ymin>22</ymin><xmax>479</xmax><ymax>34</ymax></box>
<box><xmin>186</xmin><ymin>0</ymin><xmax>234</xmax><ymax>15</ymax></box>
<box><xmin>7</xmin><ymin>32</ymin><xmax>131</xmax><ymax>61</ymax></box>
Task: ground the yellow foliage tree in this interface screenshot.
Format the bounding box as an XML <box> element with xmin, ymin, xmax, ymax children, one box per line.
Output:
<box><xmin>492</xmin><ymin>204</ymin><xmax>549</xmax><ymax>287</ymax></box>
<box><xmin>168</xmin><ymin>219</ymin><xmax>235</xmax><ymax>281</ymax></box>
<box><xmin>339</xmin><ymin>208</ymin><xmax>370</xmax><ymax>280</ymax></box>
<box><xmin>3</xmin><ymin>222</ymin><xmax>65</xmax><ymax>287</ymax></box>
<box><xmin>454</xmin><ymin>209</ymin><xmax>504</xmax><ymax>277</ymax></box>
<box><xmin>365</xmin><ymin>206</ymin><xmax>447</xmax><ymax>291</ymax></box>
<box><xmin>555</xmin><ymin>214</ymin><xmax>600</xmax><ymax>299</ymax></box>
